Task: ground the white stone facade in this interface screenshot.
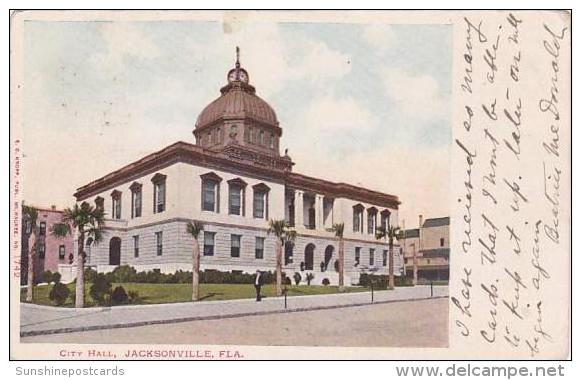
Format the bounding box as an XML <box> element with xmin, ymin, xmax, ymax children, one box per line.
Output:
<box><xmin>76</xmin><ymin>161</ymin><xmax>402</xmax><ymax>285</ymax></box>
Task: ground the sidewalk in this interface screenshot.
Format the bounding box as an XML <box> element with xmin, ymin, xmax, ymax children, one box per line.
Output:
<box><xmin>20</xmin><ymin>285</ymin><xmax>448</xmax><ymax>337</ymax></box>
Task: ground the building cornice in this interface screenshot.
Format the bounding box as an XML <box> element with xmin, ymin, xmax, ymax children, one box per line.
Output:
<box><xmin>74</xmin><ymin>141</ymin><xmax>400</xmax><ymax>209</ymax></box>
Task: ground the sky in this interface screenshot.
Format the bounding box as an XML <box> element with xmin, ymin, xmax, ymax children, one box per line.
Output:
<box><xmin>21</xmin><ymin>19</ymin><xmax>451</xmax><ymax>227</ymax></box>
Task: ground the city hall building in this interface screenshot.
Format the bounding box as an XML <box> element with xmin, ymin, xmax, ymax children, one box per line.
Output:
<box><xmin>67</xmin><ymin>54</ymin><xmax>403</xmax><ymax>285</ymax></box>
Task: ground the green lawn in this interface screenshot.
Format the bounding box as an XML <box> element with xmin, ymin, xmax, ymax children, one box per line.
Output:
<box><xmin>21</xmin><ymin>283</ymin><xmax>368</xmax><ymax>308</ymax></box>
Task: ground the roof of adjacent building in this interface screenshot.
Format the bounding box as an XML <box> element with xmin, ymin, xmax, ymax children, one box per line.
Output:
<box><xmin>422</xmin><ymin>217</ymin><xmax>450</xmax><ymax>228</ymax></box>
<box><xmin>400</xmin><ymin>228</ymin><xmax>420</xmax><ymax>239</ymax></box>
<box><xmin>421</xmin><ymin>248</ymin><xmax>450</xmax><ymax>257</ymax></box>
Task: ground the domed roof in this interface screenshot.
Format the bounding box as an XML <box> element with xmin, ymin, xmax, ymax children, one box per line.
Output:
<box><xmin>195</xmin><ymin>84</ymin><xmax>278</xmax><ymax>129</ymax></box>
<box><xmin>196</xmin><ymin>48</ymin><xmax>278</xmax><ymax>129</ymax></box>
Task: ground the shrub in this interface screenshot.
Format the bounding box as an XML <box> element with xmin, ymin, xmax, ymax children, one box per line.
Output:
<box><xmin>84</xmin><ymin>267</ymin><xmax>98</xmax><ymax>283</ymax></box>
<box><xmin>111</xmin><ymin>286</ymin><xmax>129</xmax><ymax>305</ymax></box>
<box><xmin>104</xmin><ymin>271</ymin><xmax>116</xmax><ymax>284</ymax></box>
<box><xmin>322</xmin><ymin>278</ymin><xmax>330</xmax><ymax>286</ymax></box>
<box><xmin>49</xmin><ymin>282</ymin><xmax>70</xmax><ymax>306</ymax></box>
<box><xmin>128</xmin><ymin>290</ymin><xmax>140</xmax><ymax>303</ymax></box>
<box><xmin>284</xmin><ymin>276</ymin><xmax>292</xmax><ymax>286</ymax></box>
<box><xmin>52</xmin><ymin>272</ymin><xmax>62</xmax><ymax>284</ymax></box>
<box><xmin>305</xmin><ymin>273</ymin><xmax>315</xmax><ymax>285</ymax></box>
<box><xmin>173</xmin><ymin>270</ymin><xmax>192</xmax><ymax>284</ymax></box>
<box><xmin>90</xmin><ymin>273</ymin><xmax>112</xmax><ymax>306</ymax></box>
<box><xmin>394</xmin><ymin>276</ymin><xmax>414</xmax><ymax>287</ymax></box>
<box><xmin>111</xmin><ymin>265</ymin><xmax>137</xmax><ymax>283</ymax></box>
<box><xmin>359</xmin><ymin>273</ymin><xmax>387</xmax><ymax>288</ymax></box>
<box><xmin>41</xmin><ymin>270</ymin><xmax>54</xmax><ymax>284</ymax></box>
<box><xmin>293</xmin><ymin>272</ymin><xmax>302</xmax><ymax>285</ymax></box>
<box><xmin>145</xmin><ymin>269</ymin><xmax>163</xmax><ymax>284</ymax></box>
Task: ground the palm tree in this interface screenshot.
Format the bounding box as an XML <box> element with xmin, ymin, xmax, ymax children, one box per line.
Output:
<box><xmin>332</xmin><ymin>222</ymin><xmax>345</xmax><ymax>292</ymax></box>
<box><xmin>186</xmin><ymin>221</ymin><xmax>204</xmax><ymax>301</ymax></box>
<box><xmin>267</xmin><ymin>219</ymin><xmax>297</xmax><ymax>296</ymax></box>
<box><xmin>51</xmin><ymin>201</ymin><xmax>105</xmax><ymax>308</ymax></box>
<box><xmin>22</xmin><ymin>205</ymin><xmax>38</xmax><ymax>302</ymax></box>
<box><xmin>376</xmin><ymin>225</ymin><xmax>401</xmax><ymax>290</ymax></box>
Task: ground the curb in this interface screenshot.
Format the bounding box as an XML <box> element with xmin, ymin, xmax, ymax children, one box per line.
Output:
<box><xmin>20</xmin><ymin>296</ymin><xmax>447</xmax><ymax>337</ymax></box>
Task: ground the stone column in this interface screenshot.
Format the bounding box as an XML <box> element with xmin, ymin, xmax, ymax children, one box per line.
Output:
<box><xmin>294</xmin><ymin>190</ymin><xmax>304</xmax><ymax>228</ymax></box>
<box><xmin>315</xmin><ymin>194</ymin><xmax>324</xmax><ymax>230</ymax></box>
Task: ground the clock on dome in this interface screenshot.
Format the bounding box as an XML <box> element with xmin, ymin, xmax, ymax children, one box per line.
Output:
<box><xmin>227</xmin><ymin>46</ymin><xmax>249</xmax><ymax>84</ymax></box>
<box><xmin>227</xmin><ymin>67</ymin><xmax>249</xmax><ymax>83</ymax></box>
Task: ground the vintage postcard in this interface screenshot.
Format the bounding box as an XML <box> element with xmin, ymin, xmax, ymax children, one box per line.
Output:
<box><xmin>9</xmin><ymin>10</ymin><xmax>571</xmax><ymax>360</ymax></box>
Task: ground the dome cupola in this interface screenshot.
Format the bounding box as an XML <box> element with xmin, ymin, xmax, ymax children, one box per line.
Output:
<box><xmin>194</xmin><ymin>47</ymin><xmax>282</xmax><ymax>156</ymax></box>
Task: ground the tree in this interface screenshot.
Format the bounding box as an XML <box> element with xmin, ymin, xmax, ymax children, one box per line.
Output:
<box><xmin>22</xmin><ymin>205</ymin><xmax>38</xmax><ymax>302</ymax></box>
<box><xmin>376</xmin><ymin>225</ymin><xmax>401</xmax><ymax>290</ymax></box>
<box><xmin>51</xmin><ymin>201</ymin><xmax>105</xmax><ymax>308</ymax></box>
<box><xmin>186</xmin><ymin>221</ymin><xmax>204</xmax><ymax>301</ymax></box>
<box><xmin>332</xmin><ymin>222</ymin><xmax>345</xmax><ymax>292</ymax></box>
<box><xmin>267</xmin><ymin>219</ymin><xmax>297</xmax><ymax>296</ymax></box>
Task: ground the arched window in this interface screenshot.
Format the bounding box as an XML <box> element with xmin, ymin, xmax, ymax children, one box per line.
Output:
<box><xmin>367</xmin><ymin>207</ymin><xmax>378</xmax><ymax>235</ymax></box>
<box><xmin>130</xmin><ymin>182</ymin><xmax>142</xmax><ymax>218</ymax></box>
<box><xmin>352</xmin><ymin>204</ymin><xmax>364</xmax><ymax>233</ymax></box>
<box><xmin>228</xmin><ymin>178</ymin><xmax>247</xmax><ymax>216</ymax></box>
<box><xmin>111</xmin><ymin>190</ymin><xmax>122</xmax><ymax>219</ymax></box>
<box><xmin>252</xmin><ymin>183</ymin><xmax>270</xmax><ymax>219</ymax></box>
<box><xmin>151</xmin><ymin>173</ymin><xmax>167</xmax><ymax>214</ymax></box>
<box><xmin>201</xmin><ymin>172</ymin><xmax>222</xmax><ymax>213</ymax></box>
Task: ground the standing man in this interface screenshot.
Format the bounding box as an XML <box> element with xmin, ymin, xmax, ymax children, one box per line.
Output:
<box><xmin>254</xmin><ymin>270</ymin><xmax>263</xmax><ymax>302</ymax></box>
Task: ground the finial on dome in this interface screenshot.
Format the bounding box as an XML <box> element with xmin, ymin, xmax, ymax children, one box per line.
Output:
<box><xmin>235</xmin><ymin>46</ymin><xmax>240</xmax><ymax>69</ymax></box>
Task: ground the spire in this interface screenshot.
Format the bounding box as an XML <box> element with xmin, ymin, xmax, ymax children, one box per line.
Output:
<box><xmin>235</xmin><ymin>46</ymin><xmax>240</xmax><ymax>69</ymax></box>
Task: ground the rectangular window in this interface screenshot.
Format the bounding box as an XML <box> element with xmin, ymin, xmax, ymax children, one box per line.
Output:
<box><xmin>95</xmin><ymin>197</ymin><xmax>104</xmax><ymax>212</ymax></box>
<box><xmin>383</xmin><ymin>250</ymin><xmax>388</xmax><ymax>266</ymax></box>
<box><xmin>155</xmin><ymin>231</ymin><xmax>163</xmax><ymax>256</ymax></box>
<box><xmin>204</xmin><ymin>232</ymin><xmax>215</xmax><ymax>256</ymax></box>
<box><xmin>132</xmin><ymin>189</ymin><xmax>142</xmax><ymax>218</ymax></box>
<box><xmin>39</xmin><ymin>222</ymin><xmax>46</xmax><ymax>236</ymax></box>
<box><xmin>440</xmin><ymin>238</ymin><xmax>445</xmax><ymax>247</ymax></box>
<box><xmin>59</xmin><ymin>245</ymin><xmax>65</xmax><ymax>260</ymax></box>
<box><xmin>25</xmin><ymin>220</ymin><xmax>32</xmax><ymax>234</ymax></box>
<box><xmin>154</xmin><ymin>182</ymin><xmax>166</xmax><ymax>213</ymax></box>
<box><xmin>253</xmin><ymin>191</ymin><xmax>265</xmax><ymax>219</ymax></box>
<box><xmin>354</xmin><ymin>247</ymin><xmax>361</xmax><ymax>267</ymax></box>
<box><xmin>255</xmin><ymin>237</ymin><xmax>265</xmax><ymax>259</ymax></box>
<box><xmin>38</xmin><ymin>243</ymin><xmax>45</xmax><ymax>259</ymax></box>
<box><xmin>369</xmin><ymin>248</ymin><xmax>375</xmax><ymax>266</ymax></box>
<box><xmin>231</xmin><ymin>234</ymin><xmax>241</xmax><ymax>257</ymax></box>
<box><xmin>229</xmin><ymin>184</ymin><xmax>242</xmax><ymax>215</ymax></box>
<box><xmin>133</xmin><ymin>235</ymin><xmax>140</xmax><ymax>258</ymax></box>
<box><xmin>284</xmin><ymin>242</ymin><xmax>294</xmax><ymax>265</ymax></box>
<box><xmin>269</xmin><ymin>134</ymin><xmax>275</xmax><ymax>149</ymax></box>
<box><xmin>202</xmin><ymin>180</ymin><xmax>217</xmax><ymax>212</ymax></box>
<box><xmin>259</xmin><ymin>130</ymin><xmax>265</xmax><ymax>145</ymax></box>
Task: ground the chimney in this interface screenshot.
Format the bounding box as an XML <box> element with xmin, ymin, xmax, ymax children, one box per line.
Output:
<box><xmin>419</xmin><ymin>214</ymin><xmax>423</xmax><ymax>228</ymax></box>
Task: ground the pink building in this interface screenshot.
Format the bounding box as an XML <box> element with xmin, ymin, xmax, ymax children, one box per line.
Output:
<box><xmin>21</xmin><ymin>205</ymin><xmax>74</xmax><ymax>284</ymax></box>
